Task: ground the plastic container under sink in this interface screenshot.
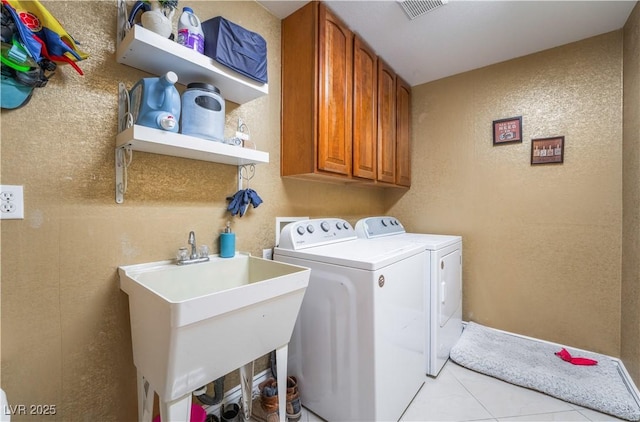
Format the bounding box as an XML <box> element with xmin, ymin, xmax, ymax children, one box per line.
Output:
<box><xmin>152</xmin><ymin>404</ymin><xmax>205</xmax><ymax>422</ymax></box>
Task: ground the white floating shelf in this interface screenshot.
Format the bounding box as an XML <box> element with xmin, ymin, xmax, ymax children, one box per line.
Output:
<box><xmin>116</xmin><ymin>125</ymin><xmax>269</xmax><ymax>165</ymax></box>
<box><xmin>116</xmin><ymin>24</ymin><xmax>268</xmax><ymax>104</ymax></box>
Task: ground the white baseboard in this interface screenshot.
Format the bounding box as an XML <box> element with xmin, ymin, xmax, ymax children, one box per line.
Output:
<box><xmin>460</xmin><ymin>321</ymin><xmax>640</xmax><ymax>408</ymax></box>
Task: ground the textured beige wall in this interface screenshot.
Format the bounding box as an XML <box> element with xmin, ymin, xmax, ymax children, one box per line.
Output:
<box><xmin>622</xmin><ymin>1</ymin><xmax>640</xmax><ymax>385</ymax></box>
<box><xmin>0</xmin><ymin>1</ymin><xmax>384</xmax><ymax>420</ymax></box>
<box><xmin>387</xmin><ymin>31</ymin><xmax>624</xmax><ymax>356</ymax></box>
<box><xmin>0</xmin><ymin>1</ymin><xmax>635</xmax><ymax>419</ymax></box>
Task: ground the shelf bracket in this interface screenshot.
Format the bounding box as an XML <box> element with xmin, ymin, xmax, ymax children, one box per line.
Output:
<box><xmin>238</xmin><ymin>164</ymin><xmax>256</xmax><ymax>191</ymax></box>
<box><xmin>116</xmin><ymin>81</ymin><xmax>132</xmax><ymax>204</ymax></box>
<box><xmin>116</xmin><ymin>0</ymin><xmax>131</xmax><ymax>50</ymax></box>
<box><xmin>115</xmin><ymin>146</ymin><xmax>129</xmax><ymax>204</ymax></box>
<box><xmin>116</xmin><ymin>0</ymin><xmax>129</xmax><ymax>49</ymax></box>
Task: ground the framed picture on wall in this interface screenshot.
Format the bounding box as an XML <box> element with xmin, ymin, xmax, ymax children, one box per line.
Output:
<box><xmin>493</xmin><ymin>116</ymin><xmax>522</xmax><ymax>145</ymax></box>
<box><xmin>531</xmin><ymin>136</ymin><xmax>564</xmax><ymax>165</ymax></box>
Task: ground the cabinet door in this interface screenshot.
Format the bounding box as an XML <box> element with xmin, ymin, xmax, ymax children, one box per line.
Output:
<box><xmin>317</xmin><ymin>3</ymin><xmax>353</xmax><ymax>176</ymax></box>
<box><xmin>281</xmin><ymin>1</ymin><xmax>318</xmax><ymax>177</ymax></box>
<box><xmin>396</xmin><ymin>77</ymin><xmax>411</xmax><ymax>187</ymax></box>
<box><xmin>352</xmin><ymin>36</ymin><xmax>377</xmax><ymax>180</ymax></box>
<box><xmin>377</xmin><ymin>59</ymin><xmax>396</xmax><ymax>184</ymax></box>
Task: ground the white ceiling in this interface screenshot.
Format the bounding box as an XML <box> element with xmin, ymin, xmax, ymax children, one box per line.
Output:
<box><xmin>257</xmin><ymin>0</ymin><xmax>637</xmax><ymax>86</ymax></box>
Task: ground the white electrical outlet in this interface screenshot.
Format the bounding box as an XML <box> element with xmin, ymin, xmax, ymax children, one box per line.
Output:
<box><xmin>0</xmin><ymin>185</ymin><xmax>24</xmax><ymax>219</ymax></box>
<box><xmin>262</xmin><ymin>248</ymin><xmax>273</xmax><ymax>260</ymax></box>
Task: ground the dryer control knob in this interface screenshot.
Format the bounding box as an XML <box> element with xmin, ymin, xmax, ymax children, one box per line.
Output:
<box><xmin>296</xmin><ymin>226</ymin><xmax>305</xmax><ymax>236</ymax></box>
<box><xmin>336</xmin><ymin>222</ymin><xmax>343</xmax><ymax>230</ymax></box>
<box><xmin>306</xmin><ymin>224</ymin><xmax>315</xmax><ymax>234</ymax></box>
<box><xmin>343</xmin><ymin>222</ymin><xmax>349</xmax><ymax>230</ymax></box>
<box><xmin>320</xmin><ymin>221</ymin><xmax>330</xmax><ymax>232</ymax></box>
<box><xmin>381</xmin><ymin>219</ymin><xmax>388</xmax><ymax>227</ymax></box>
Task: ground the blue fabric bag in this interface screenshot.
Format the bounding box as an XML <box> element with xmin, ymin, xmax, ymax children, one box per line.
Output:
<box><xmin>202</xmin><ymin>16</ymin><xmax>267</xmax><ymax>84</ymax></box>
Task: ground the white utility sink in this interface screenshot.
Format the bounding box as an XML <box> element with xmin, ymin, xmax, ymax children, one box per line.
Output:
<box><xmin>119</xmin><ymin>253</ymin><xmax>310</xmax><ymax>422</ymax></box>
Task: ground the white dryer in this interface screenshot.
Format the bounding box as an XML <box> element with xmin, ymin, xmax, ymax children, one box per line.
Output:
<box><xmin>274</xmin><ymin>218</ymin><xmax>426</xmax><ymax>422</ymax></box>
<box><xmin>355</xmin><ymin>216</ymin><xmax>463</xmax><ymax>377</ymax></box>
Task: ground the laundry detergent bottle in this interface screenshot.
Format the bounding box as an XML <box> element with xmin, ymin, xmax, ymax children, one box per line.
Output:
<box><xmin>129</xmin><ymin>71</ymin><xmax>181</xmax><ymax>132</ymax></box>
<box><xmin>177</xmin><ymin>7</ymin><xmax>205</xmax><ymax>54</ymax></box>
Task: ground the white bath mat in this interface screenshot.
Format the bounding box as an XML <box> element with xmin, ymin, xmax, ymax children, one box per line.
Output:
<box><xmin>450</xmin><ymin>322</ymin><xmax>640</xmax><ymax>421</ymax></box>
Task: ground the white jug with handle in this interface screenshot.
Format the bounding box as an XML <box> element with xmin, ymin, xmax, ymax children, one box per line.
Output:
<box><xmin>141</xmin><ymin>1</ymin><xmax>175</xmax><ymax>38</ymax></box>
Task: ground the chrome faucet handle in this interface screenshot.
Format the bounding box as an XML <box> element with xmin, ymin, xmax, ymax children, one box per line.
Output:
<box><xmin>188</xmin><ymin>231</ymin><xmax>198</xmax><ymax>259</ymax></box>
<box><xmin>176</xmin><ymin>231</ymin><xmax>210</xmax><ymax>265</ymax></box>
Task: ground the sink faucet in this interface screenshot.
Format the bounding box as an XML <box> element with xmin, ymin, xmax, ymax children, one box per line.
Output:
<box><xmin>177</xmin><ymin>231</ymin><xmax>210</xmax><ymax>265</ymax></box>
<box><xmin>188</xmin><ymin>231</ymin><xmax>198</xmax><ymax>259</ymax></box>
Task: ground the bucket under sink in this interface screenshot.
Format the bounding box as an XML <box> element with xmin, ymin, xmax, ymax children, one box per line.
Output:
<box><xmin>119</xmin><ymin>252</ymin><xmax>310</xmax><ymax>403</ymax></box>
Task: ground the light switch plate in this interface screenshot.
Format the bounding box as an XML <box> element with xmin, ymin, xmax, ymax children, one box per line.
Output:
<box><xmin>0</xmin><ymin>185</ymin><xmax>24</xmax><ymax>219</ymax></box>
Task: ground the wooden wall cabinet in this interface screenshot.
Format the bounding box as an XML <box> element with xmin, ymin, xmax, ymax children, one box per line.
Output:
<box><xmin>281</xmin><ymin>2</ymin><xmax>353</xmax><ymax>181</ymax></box>
<box><xmin>352</xmin><ymin>35</ymin><xmax>378</xmax><ymax>180</ymax></box>
<box><xmin>396</xmin><ymin>77</ymin><xmax>412</xmax><ymax>187</ymax></box>
<box><xmin>377</xmin><ymin>59</ymin><xmax>397</xmax><ymax>184</ymax></box>
<box><xmin>281</xmin><ymin>1</ymin><xmax>411</xmax><ymax>188</ymax></box>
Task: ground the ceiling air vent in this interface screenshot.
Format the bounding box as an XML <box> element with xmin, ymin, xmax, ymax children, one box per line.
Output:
<box><xmin>398</xmin><ymin>0</ymin><xmax>448</xmax><ymax>20</ymax></box>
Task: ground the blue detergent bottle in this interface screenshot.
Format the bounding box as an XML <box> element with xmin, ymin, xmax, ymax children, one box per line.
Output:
<box><xmin>129</xmin><ymin>71</ymin><xmax>181</xmax><ymax>132</ymax></box>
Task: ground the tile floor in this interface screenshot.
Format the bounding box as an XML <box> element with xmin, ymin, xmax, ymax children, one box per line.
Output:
<box><xmin>299</xmin><ymin>360</ymin><xmax>626</xmax><ymax>422</ymax></box>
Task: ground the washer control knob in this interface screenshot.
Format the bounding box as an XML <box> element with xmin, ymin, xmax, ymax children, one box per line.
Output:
<box><xmin>381</xmin><ymin>219</ymin><xmax>388</xmax><ymax>227</ymax></box>
<box><xmin>320</xmin><ymin>221</ymin><xmax>330</xmax><ymax>232</ymax></box>
<box><xmin>343</xmin><ymin>222</ymin><xmax>349</xmax><ymax>230</ymax></box>
<box><xmin>296</xmin><ymin>226</ymin><xmax>305</xmax><ymax>236</ymax></box>
<box><xmin>306</xmin><ymin>224</ymin><xmax>315</xmax><ymax>234</ymax></box>
<box><xmin>336</xmin><ymin>222</ymin><xmax>342</xmax><ymax>230</ymax></box>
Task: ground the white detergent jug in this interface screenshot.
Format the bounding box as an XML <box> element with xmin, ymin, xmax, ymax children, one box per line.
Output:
<box><xmin>177</xmin><ymin>7</ymin><xmax>204</xmax><ymax>54</ymax></box>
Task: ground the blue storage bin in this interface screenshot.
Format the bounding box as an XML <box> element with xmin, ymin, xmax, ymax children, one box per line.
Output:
<box><xmin>202</xmin><ymin>16</ymin><xmax>268</xmax><ymax>84</ymax></box>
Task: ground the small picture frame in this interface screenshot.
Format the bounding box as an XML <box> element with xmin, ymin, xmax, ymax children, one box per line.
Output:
<box><xmin>493</xmin><ymin>116</ymin><xmax>523</xmax><ymax>145</ymax></box>
<box><xmin>531</xmin><ymin>136</ymin><xmax>564</xmax><ymax>165</ymax></box>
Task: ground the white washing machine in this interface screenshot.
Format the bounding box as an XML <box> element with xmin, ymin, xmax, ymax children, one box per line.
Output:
<box><xmin>274</xmin><ymin>218</ymin><xmax>426</xmax><ymax>422</ymax></box>
<box><xmin>355</xmin><ymin>216</ymin><xmax>463</xmax><ymax>377</ymax></box>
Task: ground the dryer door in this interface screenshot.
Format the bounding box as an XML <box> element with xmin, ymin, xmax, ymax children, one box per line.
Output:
<box><xmin>438</xmin><ymin>247</ymin><xmax>461</xmax><ymax>327</ymax></box>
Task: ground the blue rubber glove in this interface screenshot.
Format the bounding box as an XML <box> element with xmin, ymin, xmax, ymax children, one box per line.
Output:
<box><xmin>226</xmin><ymin>190</ymin><xmax>245</xmax><ymax>216</ymax></box>
<box><xmin>226</xmin><ymin>189</ymin><xmax>263</xmax><ymax>216</ymax></box>
<box><xmin>246</xmin><ymin>189</ymin><xmax>263</xmax><ymax>208</ymax></box>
